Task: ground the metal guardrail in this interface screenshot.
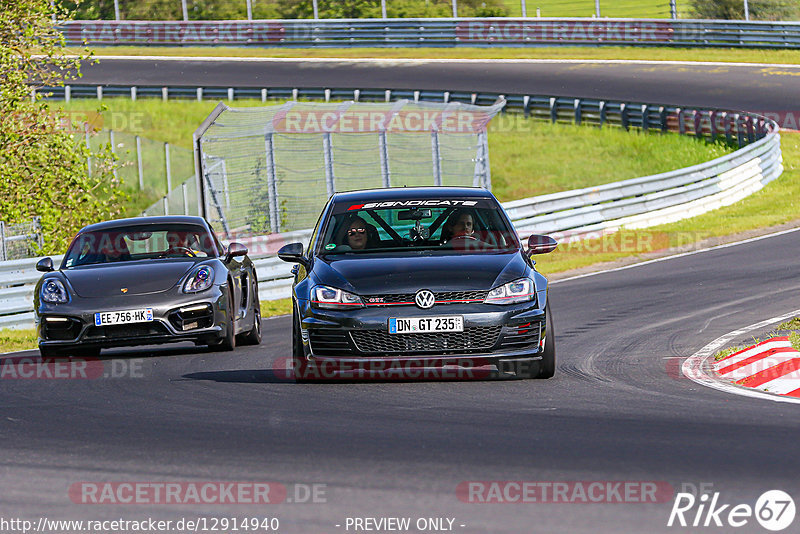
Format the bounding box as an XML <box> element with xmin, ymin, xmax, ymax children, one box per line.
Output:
<box><xmin>4</xmin><ymin>86</ymin><xmax>781</xmax><ymax>330</ymax></box>
<box><xmin>60</xmin><ymin>19</ymin><xmax>800</xmax><ymax>48</ymax></box>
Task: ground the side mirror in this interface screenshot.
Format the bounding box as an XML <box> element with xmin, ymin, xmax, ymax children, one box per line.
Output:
<box><xmin>527</xmin><ymin>234</ymin><xmax>558</xmax><ymax>255</ymax></box>
<box><xmin>36</xmin><ymin>257</ymin><xmax>54</xmax><ymax>272</ymax></box>
<box><xmin>225</xmin><ymin>242</ymin><xmax>248</xmax><ymax>262</ymax></box>
<box><xmin>278</xmin><ymin>243</ymin><xmax>308</xmax><ymax>267</ymax></box>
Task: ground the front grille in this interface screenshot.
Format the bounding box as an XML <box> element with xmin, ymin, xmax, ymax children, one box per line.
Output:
<box><xmin>498</xmin><ymin>323</ymin><xmax>541</xmax><ymax>350</ymax></box>
<box><xmin>350</xmin><ymin>326</ymin><xmax>501</xmax><ymax>355</ymax></box>
<box><xmin>84</xmin><ymin>322</ymin><xmax>170</xmax><ymax>340</ymax></box>
<box><xmin>308</xmin><ymin>328</ymin><xmax>354</xmax><ymax>356</ymax></box>
<box><xmin>363</xmin><ymin>290</ymin><xmax>488</xmax><ymax>307</ymax></box>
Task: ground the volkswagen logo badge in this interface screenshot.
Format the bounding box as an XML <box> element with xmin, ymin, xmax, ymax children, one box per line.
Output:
<box><xmin>415</xmin><ymin>289</ymin><xmax>435</xmax><ymax>309</ymax></box>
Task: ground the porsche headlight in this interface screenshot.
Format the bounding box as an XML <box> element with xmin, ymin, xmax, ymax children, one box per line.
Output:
<box><xmin>311</xmin><ymin>285</ymin><xmax>364</xmax><ymax>310</ymax></box>
<box><xmin>183</xmin><ymin>265</ymin><xmax>214</xmax><ymax>293</ymax></box>
<box><xmin>41</xmin><ymin>279</ymin><xmax>69</xmax><ymax>303</ymax></box>
<box><xmin>484</xmin><ymin>278</ymin><xmax>535</xmax><ymax>305</ymax></box>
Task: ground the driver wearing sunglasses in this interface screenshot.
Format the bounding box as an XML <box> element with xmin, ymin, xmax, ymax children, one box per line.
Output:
<box><xmin>345</xmin><ymin>217</ymin><xmax>369</xmax><ymax>250</ymax></box>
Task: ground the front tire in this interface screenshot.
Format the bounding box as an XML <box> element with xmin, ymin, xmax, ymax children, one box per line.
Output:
<box><xmin>536</xmin><ymin>303</ymin><xmax>556</xmax><ymax>379</ymax></box>
<box><xmin>239</xmin><ymin>290</ymin><xmax>262</xmax><ymax>346</ymax></box>
<box><xmin>292</xmin><ymin>305</ymin><xmax>311</xmax><ymax>383</ymax></box>
<box><xmin>217</xmin><ymin>290</ymin><xmax>236</xmax><ymax>352</ymax></box>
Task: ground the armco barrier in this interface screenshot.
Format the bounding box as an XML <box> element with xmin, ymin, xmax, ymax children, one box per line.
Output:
<box><xmin>60</xmin><ymin>19</ymin><xmax>800</xmax><ymax>49</ymax></box>
<box><xmin>3</xmin><ymin>87</ymin><xmax>781</xmax><ymax>330</ymax></box>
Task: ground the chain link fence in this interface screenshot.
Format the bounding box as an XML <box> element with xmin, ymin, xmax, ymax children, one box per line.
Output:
<box><xmin>0</xmin><ymin>219</ymin><xmax>43</xmax><ymax>261</ymax></box>
<box><xmin>195</xmin><ymin>99</ymin><xmax>504</xmax><ymax>237</ymax></box>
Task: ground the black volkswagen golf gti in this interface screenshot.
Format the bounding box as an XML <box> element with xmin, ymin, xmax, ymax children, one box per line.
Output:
<box><xmin>278</xmin><ymin>187</ymin><xmax>557</xmax><ymax>380</ymax></box>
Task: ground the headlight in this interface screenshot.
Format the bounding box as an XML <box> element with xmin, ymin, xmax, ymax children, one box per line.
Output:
<box><xmin>41</xmin><ymin>279</ymin><xmax>69</xmax><ymax>303</ymax></box>
<box><xmin>183</xmin><ymin>265</ymin><xmax>214</xmax><ymax>293</ymax></box>
<box><xmin>484</xmin><ymin>278</ymin><xmax>535</xmax><ymax>305</ymax></box>
<box><xmin>311</xmin><ymin>285</ymin><xmax>364</xmax><ymax>309</ymax></box>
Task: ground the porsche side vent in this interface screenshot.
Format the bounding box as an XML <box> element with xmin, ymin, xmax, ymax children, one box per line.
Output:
<box><xmin>308</xmin><ymin>328</ymin><xmax>354</xmax><ymax>356</ymax></box>
<box><xmin>350</xmin><ymin>326</ymin><xmax>501</xmax><ymax>355</ymax></box>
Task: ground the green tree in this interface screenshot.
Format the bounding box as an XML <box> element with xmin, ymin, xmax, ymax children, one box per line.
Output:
<box><xmin>690</xmin><ymin>0</ymin><xmax>799</xmax><ymax>20</ymax></box>
<box><xmin>0</xmin><ymin>0</ymin><xmax>127</xmax><ymax>253</ymax></box>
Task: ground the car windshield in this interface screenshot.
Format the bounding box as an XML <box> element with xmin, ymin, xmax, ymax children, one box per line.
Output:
<box><xmin>319</xmin><ymin>198</ymin><xmax>519</xmax><ymax>255</ymax></box>
<box><xmin>62</xmin><ymin>224</ymin><xmax>218</xmax><ymax>268</ymax></box>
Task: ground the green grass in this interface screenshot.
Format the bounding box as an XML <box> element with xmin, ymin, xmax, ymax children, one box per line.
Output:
<box><xmin>488</xmin><ymin>114</ymin><xmax>733</xmax><ymax>201</ymax></box>
<box><xmin>535</xmin><ymin>131</ymin><xmax>800</xmax><ymax>274</ymax></box>
<box><xmin>499</xmin><ymin>0</ymin><xmax>675</xmax><ymax>18</ymax></box>
<box><xmin>89</xmin><ymin>45</ymin><xmax>800</xmax><ymax>64</ymax></box>
<box><xmin>778</xmin><ymin>317</ymin><xmax>800</xmax><ymax>330</ymax></box>
<box><xmin>0</xmin><ymin>329</ymin><xmax>38</xmax><ymax>353</ymax></box>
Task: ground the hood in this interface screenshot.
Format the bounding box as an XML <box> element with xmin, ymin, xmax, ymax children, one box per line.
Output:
<box><xmin>62</xmin><ymin>260</ymin><xmax>196</xmax><ymax>297</ymax></box>
<box><xmin>312</xmin><ymin>251</ymin><xmax>528</xmax><ymax>295</ymax></box>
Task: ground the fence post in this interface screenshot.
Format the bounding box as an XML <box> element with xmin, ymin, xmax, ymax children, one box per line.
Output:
<box><xmin>670</xmin><ymin>0</ymin><xmax>677</xmax><ymax>19</ymax></box>
<box><xmin>323</xmin><ymin>132</ymin><xmax>336</xmax><ymax>197</ymax></box>
<box><xmin>165</xmin><ymin>143</ymin><xmax>172</xmax><ymax>194</ymax></box>
<box><xmin>595</xmin><ymin>0</ymin><xmax>600</xmax><ymax>17</ymax></box>
<box><xmin>114</xmin><ymin>0</ymin><xmax>120</xmax><ymax>20</ymax></box>
<box><xmin>246</xmin><ymin>0</ymin><xmax>252</xmax><ymax>20</ymax></box>
<box><xmin>264</xmin><ymin>133</ymin><xmax>280</xmax><ymax>234</ymax></box>
<box><xmin>0</xmin><ymin>221</ymin><xmax>6</xmax><ymax>262</ymax></box>
<box><xmin>136</xmin><ymin>135</ymin><xmax>144</xmax><ymax>190</ymax></box>
<box><xmin>381</xmin><ymin>0</ymin><xmax>387</xmax><ymax>18</ymax></box>
<box><xmin>521</xmin><ymin>0</ymin><xmax>527</xmax><ymax>17</ymax></box>
<box><xmin>452</xmin><ymin>0</ymin><xmax>458</xmax><ymax>17</ymax></box>
<box><xmin>163</xmin><ymin>196</ymin><xmax>169</xmax><ymax>216</ymax></box>
<box><xmin>181</xmin><ymin>0</ymin><xmax>188</xmax><ymax>21</ymax></box>
<box><xmin>312</xmin><ymin>0</ymin><xmax>319</xmax><ymax>19</ymax></box>
<box><xmin>182</xmin><ymin>182</ymin><xmax>189</xmax><ymax>215</ymax></box>
<box><xmin>379</xmin><ymin>129</ymin><xmax>391</xmax><ymax>188</ymax></box>
<box><xmin>431</xmin><ymin>130</ymin><xmax>442</xmax><ymax>186</ymax></box>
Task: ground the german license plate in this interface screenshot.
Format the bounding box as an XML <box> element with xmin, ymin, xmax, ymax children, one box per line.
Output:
<box><xmin>388</xmin><ymin>316</ymin><xmax>463</xmax><ymax>334</ymax></box>
<box><xmin>94</xmin><ymin>308</ymin><xmax>154</xmax><ymax>326</ymax></box>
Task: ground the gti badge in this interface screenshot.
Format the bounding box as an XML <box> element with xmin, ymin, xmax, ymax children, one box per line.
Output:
<box><xmin>415</xmin><ymin>289</ymin><xmax>435</xmax><ymax>309</ymax></box>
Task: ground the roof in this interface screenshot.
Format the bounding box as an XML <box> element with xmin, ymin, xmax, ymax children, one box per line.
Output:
<box><xmin>78</xmin><ymin>216</ymin><xmax>210</xmax><ymax>233</ymax></box>
<box><xmin>331</xmin><ymin>186</ymin><xmax>495</xmax><ymax>203</ymax></box>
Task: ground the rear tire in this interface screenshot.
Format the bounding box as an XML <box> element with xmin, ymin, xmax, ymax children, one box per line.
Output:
<box><xmin>536</xmin><ymin>302</ymin><xmax>556</xmax><ymax>379</ymax></box>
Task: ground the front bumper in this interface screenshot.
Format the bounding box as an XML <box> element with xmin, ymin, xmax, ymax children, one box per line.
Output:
<box><xmin>36</xmin><ymin>288</ymin><xmax>229</xmax><ymax>350</ymax></box>
<box><xmin>298</xmin><ymin>299</ymin><xmax>548</xmax><ymax>368</ymax></box>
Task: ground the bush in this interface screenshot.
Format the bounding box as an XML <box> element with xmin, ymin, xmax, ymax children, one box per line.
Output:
<box><xmin>1</xmin><ymin>0</ymin><xmax>127</xmax><ymax>253</ymax></box>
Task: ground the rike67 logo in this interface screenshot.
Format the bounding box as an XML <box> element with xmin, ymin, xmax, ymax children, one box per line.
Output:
<box><xmin>668</xmin><ymin>490</ymin><xmax>795</xmax><ymax>531</ymax></box>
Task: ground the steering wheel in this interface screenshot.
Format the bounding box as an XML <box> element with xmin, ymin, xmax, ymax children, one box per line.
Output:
<box><xmin>166</xmin><ymin>246</ymin><xmax>197</xmax><ymax>257</ymax></box>
<box><xmin>447</xmin><ymin>234</ymin><xmax>479</xmax><ymax>243</ymax></box>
